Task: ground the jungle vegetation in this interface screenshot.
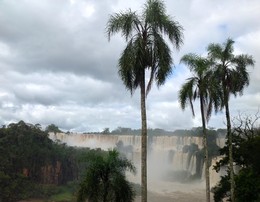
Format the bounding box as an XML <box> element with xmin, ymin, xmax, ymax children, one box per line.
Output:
<box><xmin>212</xmin><ymin>113</ymin><xmax>260</xmax><ymax>202</ymax></box>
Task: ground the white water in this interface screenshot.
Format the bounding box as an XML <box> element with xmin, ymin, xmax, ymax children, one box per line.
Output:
<box><xmin>49</xmin><ymin>132</ymin><xmax>225</xmax><ymax>189</ymax></box>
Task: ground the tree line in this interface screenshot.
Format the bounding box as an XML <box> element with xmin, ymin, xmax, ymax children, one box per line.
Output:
<box><xmin>94</xmin><ymin>126</ymin><xmax>226</xmax><ymax>137</ymax></box>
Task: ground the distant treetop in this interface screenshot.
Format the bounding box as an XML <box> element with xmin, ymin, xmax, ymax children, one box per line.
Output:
<box><xmin>45</xmin><ymin>124</ymin><xmax>62</xmax><ymax>133</ymax></box>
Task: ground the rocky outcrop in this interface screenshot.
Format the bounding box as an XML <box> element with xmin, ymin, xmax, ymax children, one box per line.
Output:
<box><xmin>41</xmin><ymin>161</ymin><xmax>62</xmax><ymax>184</ymax></box>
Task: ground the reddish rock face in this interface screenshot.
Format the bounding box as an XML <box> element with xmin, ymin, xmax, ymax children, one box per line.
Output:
<box><xmin>23</xmin><ymin>168</ymin><xmax>29</xmax><ymax>177</ymax></box>
<box><xmin>40</xmin><ymin>161</ymin><xmax>62</xmax><ymax>185</ymax></box>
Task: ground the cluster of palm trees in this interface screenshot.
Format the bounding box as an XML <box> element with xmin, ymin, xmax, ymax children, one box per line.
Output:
<box><xmin>105</xmin><ymin>0</ymin><xmax>254</xmax><ymax>202</ymax></box>
<box><xmin>179</xmin><ymin>39</ymin><xmax>254</xmax><ymax>202</ymax></box>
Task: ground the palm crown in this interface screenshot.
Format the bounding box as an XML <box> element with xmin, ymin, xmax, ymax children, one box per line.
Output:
<box><xmin>106</xmin><ymin>0</ymin><xmax>183</xmax><ymax>95</ymax></box>
<box><xmin>207</xmin><ymin>38</ymin><xmax>254</xmax><ymax>101</ymax></box>
<box><xmin>179</xmin><ymin>54</ymin><xmax>220</xmax><ymax>122</ymax></box>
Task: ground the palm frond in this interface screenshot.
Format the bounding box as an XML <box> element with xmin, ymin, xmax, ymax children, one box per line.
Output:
<box><xmin>144</xmin><ymin>0</ymin><xmax>166</xmax><ymax>28</ymax></box>
<box><xmin>223</xmin><ymin>38</ymin><xmax>235</xmax><ymax>61</ymax></box>
<box><xmin>230</xmin><ymin>69</ymin><xmax>249</xmax><ymax>96</ymax></box>
<box><xmin>144</xmin><ymin>0</ymin><xmax>184</xmax><ymax>49</ymax></box>
<box><xmin>146</xmin><ymin>65</ymin><xmax>156</xmax><ymax>96</ymax></box>
<box><xmin>178</xmin><ymin>78</ymin><xmax>196</xmax><ymax>116</ymax></box>
<box><xmin>208</xmin><ymin>38</ymin><xmax>255</xmax><ymax>103</ymax></box>
<box><xmin>180</xmin><ymin>53</ymin><xmax>199</xmax><ymax>69</ymax></box>
<box><xmin>233</xmin><ymin>54</ymin><xmax>255</xmax><ymax>70</ymax></box>
<box><xmin>207</xmin><ymin>43</ymin><xmax>223</xmax><ymax>61</ymax></box>
<box><xmin>107</xmin><ymin>0</ymin><xmax>183</xmax><ymax>99</ymax></box>
<box><xmin>153</xmin><ymin>32</ymin><xmax>172</xmax><ymax>86</ymax></box>
<box><xmin>112</xmin><ymin>174</ymin><xmax>135</xmax><ymax>202</ymax></box>
<box><xmin>160</xmin><ymin>15</ymin><xmax>184</xmax><ymax>50</ymax></box>
<box><xmin>106</xmin><ymin>10</ymin><xmax>141</xmax><ymax>42</ymax></box>
<box><xmin>77</xmin><ymin>149</ymin><xmax>136</xmax><ymax>202</ymax></box>
<box><xmin>208</xmin><ymin>70</ymin><xmax>224</xmax><ymax>112</ymax></box>
<box><xmin>180</xmin><ymin>54</ymin><xmax>210</xmax><ymax>77</ymax></box>
<box><xmin>180</xmin><ymin>54</ymin><xmax>223</xmax><ymax>123</ymax></box>
<box><xmin>118</xmin><ymin>39</ymin><xmax>136</xmax><ymax>94</ymax></box>
<box><xmin>132</xmin><ymin>36</ymin><xmax>146</xmax><ymax>89</ymax></box>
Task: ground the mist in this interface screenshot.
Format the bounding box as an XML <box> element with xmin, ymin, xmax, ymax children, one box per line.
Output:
<box><xmin>49</xmin><ymin>132</ymin><xmax>225</xmax><ymax>194</ymax></box>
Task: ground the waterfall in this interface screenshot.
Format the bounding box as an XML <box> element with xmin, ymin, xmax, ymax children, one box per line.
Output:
<box><xmin>49</xmin><ymin>132</ymin><xmax>224</xmax><ymax>186</ymax></box>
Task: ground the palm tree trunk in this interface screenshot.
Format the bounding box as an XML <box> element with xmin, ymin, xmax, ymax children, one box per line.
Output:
<box><xmin>225</xmin><ymin>99</ymin><xmax>235</xmax><ymax>202</ymax></box>
<box><xmin>140</xmin><ymin>70</ymin><xmax>147</xmax><ymax>202</ymax></box>
<box><xmin>200</xmin><ymin>96</ymin><xmax>210</xmax><ymax>202</ymax></box>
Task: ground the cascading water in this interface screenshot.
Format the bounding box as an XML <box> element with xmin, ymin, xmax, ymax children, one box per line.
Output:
<box><xmin>49</xmin><ymin>132</ymin><xmax>225</xmax><ymax>188</ymax></box>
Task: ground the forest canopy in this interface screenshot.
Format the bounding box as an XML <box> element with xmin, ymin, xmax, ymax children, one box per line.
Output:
<box><xmin>0</xmin><ymin>121</ymin><xmax>93</xmax><ymax>202</ymax></box>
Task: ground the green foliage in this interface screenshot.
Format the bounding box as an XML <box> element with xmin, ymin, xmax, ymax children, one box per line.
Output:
<box><xmin>102</xmin><ymin>128</ymin><xmax>110</xmax><ymax>134</ymax></box>
<box><xmin>77</xmin><ymin>149</ymin><xmax>136</xmax><ymax>202</ymax></box>
<box><xmin>45</xmin><ymin>123</ymin><xmax>63</xmax><ymax>133</ymax></box>
<box><xmin>110</xmin><ymin>126</ymin><xmax>226</xmax><ymax>137</ymax></box>
<box><xmin>207</xmin><ymin>129</ymin><xmax>220</xmax><ymax>157</ymax></box>
<box><xmin>213</xmin><ymin>117</ymin><xmax>260</xmax><ymax>202</ymax></box>
<box><xmin>212</xmin><ymin>175</ymin><xmax>230</xmax><ymax>202</ymax></box>
<box><xmin>208</xmin><ymin>38</ymin><xmax>254</xmax><ymax>101</ymax></box>
<box><xmin>0</xmin><ymin>172</ymin><xmax>33</xmax><ymax>202</ymax></box>
<box><xmin>49</xmin><ymin>184</ymin><xmax>77</xmax><ymax>202</ymax></box>
<box><xmin>32</xmin><ymin>184</ymin><xmax>61</xmax><ymax>198</ymax></box>
<box><xmin>235</xmin><ymin>168</ymin><xmax>260</xmax><ymax>202</ymax></box>
<box><xmin>178</xmin><ymin>53</ymin><xmax>221</xmax><ymax>120</ymax></box>
<box><xmin>106</xmin><ymin>0</ymin><xmax>183</xmax><ymax>95</ymax></box>
<box><xmin>0</xmin><ymin>121</ymin><xmax>89</xmax><ymax>202</ymax></box>
<box><xmin>213</xmin><ymin>168</ymin><xmax>260</xmax><ymax>202</ymax></box>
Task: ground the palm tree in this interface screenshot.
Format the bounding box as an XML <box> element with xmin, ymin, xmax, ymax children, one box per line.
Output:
<box><xmin>178</xmin><ymin>54</ymin><xmax>220</xmax><ymax>202</ymax></box>
<box><xmin>106</xmin><ymin>1</ymin><xmax>184</xmax><ymax>201</ymax></box>
<box><xmin>207</xmin><ymin>38</ymin><xmax>255</xmax><ymax>202</ymax></box>
<box><xmin>77</xmin><ymin>149</ymin><xmax>136</xmax><ymax>202</ymax></box>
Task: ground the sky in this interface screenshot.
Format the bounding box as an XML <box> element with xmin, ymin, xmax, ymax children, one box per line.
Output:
<box><xmin>0</xmin><ymin>0</ymin><xmax>259</xmax><ymax>132</ymax></box>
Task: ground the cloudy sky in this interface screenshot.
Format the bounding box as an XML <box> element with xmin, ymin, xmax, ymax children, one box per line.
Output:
<box><xmin>0</xmin><ymin>0</ymin><xmax>259</xmax><ymax>132</ymax></box>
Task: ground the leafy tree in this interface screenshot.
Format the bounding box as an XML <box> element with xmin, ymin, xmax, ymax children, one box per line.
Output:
<box><xmin>207</xmin><ymin>38</ymin><xmax>255</xmax><ymax>201</ymax></box>
<box><xmin>213</xmin><ymin>113</ymin><xmax>260</xmax><ymax>202</ymax></box>
<box><xmin>178</xmin><ymin>53</ymin><xmax>220</xmax><ymax>202</ymax></box>
<box><xmin>111</xmin><ymin>127</ymin><xmax>134</xmax><ymax>135</ymax></box>
<box><xmin>45</xmin><ymin>124</ymin><xmax>62</xmax><ymax>134</ymax></box>
<box><xmin>102</xmin><ymin>128</ymin><xmax>110</xmax><ymax>134</ymax></box>
<box><xmin>77</xmin><ymin>149</ymin><xmax>136</xmax><ymax>202</ymax></box>
<box><xmin>106</xmin><ymin>1</ymin><xmax>183</xmax><ymax>200</ymax></box>
<box><xmin>213</xmin><ymin>133</ymin><xmax>260</xmax><ymax>202</ymax></box>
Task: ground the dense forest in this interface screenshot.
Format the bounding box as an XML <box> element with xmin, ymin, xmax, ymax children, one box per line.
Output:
<box><xmin>0</xmin><ymin>121</ymin><xmax>95</xmax><ymax>202</ymax></box>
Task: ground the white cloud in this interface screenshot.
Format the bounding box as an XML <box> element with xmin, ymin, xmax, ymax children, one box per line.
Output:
<box><xmin>0</xmin><ymin>0</ymin><xmax>259</xmax><ymax>131</ymax></box>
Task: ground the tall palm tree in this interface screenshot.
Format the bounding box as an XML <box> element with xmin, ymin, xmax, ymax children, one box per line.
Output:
<box><xmin>207</xmin><ymin>38</ymin><xmax>255</xmax><ymax>202</ymax></box>
<box><xmin>178</xmin><ymin>54</ymin><xmax>220</xmax><ymax>202</ymax></box>
<box><xmin>77</xmin><ymin>149</ymin><xmax>136</xmax><ymax>202</ymax></box>
<box><xmin>106</xmin><ymin>1</ymin><xmax>183</xmax><ymax>201</ymax></box>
